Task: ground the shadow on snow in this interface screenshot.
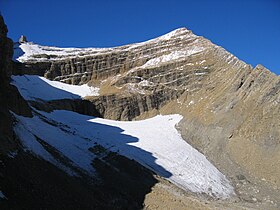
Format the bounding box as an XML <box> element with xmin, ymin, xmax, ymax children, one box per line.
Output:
<box><xmin>11</xmin><ymin>75</ymin><xmax>82</xmax><ymax>101</ymax></box>
<box><xmin>12</xmin><ymin>74</ymin><xmax>173</xmax><ymax>208</ymax></box>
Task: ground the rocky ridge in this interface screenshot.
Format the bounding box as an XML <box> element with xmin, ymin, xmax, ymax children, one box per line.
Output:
<box><xmin>16</xmin><ymin>28</ymin><xmax>250</xmax><ymax>120</ymax></box>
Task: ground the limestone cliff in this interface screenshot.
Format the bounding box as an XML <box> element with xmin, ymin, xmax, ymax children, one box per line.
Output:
<box><xmin>16</xmin><ymin>28</ymin><xmax>250</xmax><ymax>120</ymax></box>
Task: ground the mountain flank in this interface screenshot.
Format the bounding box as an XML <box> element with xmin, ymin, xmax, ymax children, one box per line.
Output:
<box><xmin>1</xmin><ymin>14</ymin><xmax>280</xmax><ymax>209</ymax></box>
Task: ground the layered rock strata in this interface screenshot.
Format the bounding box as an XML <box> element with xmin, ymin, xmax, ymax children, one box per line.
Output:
<box><xmin>16</xmin><ymin>28</ymin><xmax>250</xmax><ymax>120</ymax></box>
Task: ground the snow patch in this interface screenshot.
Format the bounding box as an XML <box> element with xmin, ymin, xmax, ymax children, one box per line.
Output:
<box><xmin>194</xmin><ymin>72</ymin><xmax>207</xmax><ymax>76</ymax></box>
<box><xmin>139</xmin><ymin>80</ymin><xmax>154</xmax><ymax>87</ymax></box>
<box><xmin>14</xmin><ymin>42</ymin><xmax>110</xmax><ymax>62</ymax></box>
<box><xmin>11</xmin><ymin>75</ymin><xmax>99</xmax><ymax>101</ymax></box>
<box><xmin>189</xmin><ymin>100</ymin><xmax>195</xmax><ymax>105</ymax></box>
<box><xmin>142</xmin><ymin>47</ymin><xmax>204</xmax><ymax>68</ymax></box>
<box><xmin>157</xmin><ymin>28</ymin><xmax>190</xmax><ymax>41</ymax></box>
<box><xmin>127</xmin><ymin>28</ymin><xmax>195</xmax><ymax>50</ymax></box>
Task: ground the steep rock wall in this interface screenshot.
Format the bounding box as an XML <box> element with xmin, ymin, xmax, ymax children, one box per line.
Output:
<box><xmin>0</xmin><ymin>15</ymin><xmax>32</xmax><ymax>154</ymax></box>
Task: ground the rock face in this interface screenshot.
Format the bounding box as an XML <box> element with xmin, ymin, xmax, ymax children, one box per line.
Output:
<box><xmin>173</xmin><ymin>63</ymin><xmax>280</xmax><ymax>207</ymax></box>
<box><xmin>29</xmin><ymin>98</ymin><xmax>101</xmax><ymax>117</ymax></box>
<box><xmin>0</xmin><ymin>16</ymin><xmax>32</xmax><ymax>154</ymax></box>
<box><xmin>14</xmin><ymin>26</ymin><xmax>280</xmax><ymax>208</ymax></box>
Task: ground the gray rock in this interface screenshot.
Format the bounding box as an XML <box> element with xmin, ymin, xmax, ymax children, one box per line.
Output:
<box><xmin>19</xmin><ymin>35</ymin><xmax>27</xmax><ymax>43</ymax></box>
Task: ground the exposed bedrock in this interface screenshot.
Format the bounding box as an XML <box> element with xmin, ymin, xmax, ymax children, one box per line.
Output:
<box><xmin>0</xmin><ymin>15</ymin><xmax>32</xmax><ymax>154</ymax></box>
<box><xmin>90</xmin><ymin>89</ymin><xmax>183</xmax><ymax>120</ymax></box>
<box><xmin>29</xmin><ymin>98</ymin><xmax>101</xmax><ymax>117</ymax></box>
<box><xmin>166</xmin><ymin>64</ymin><xmax>280</xmax><ymax>206</ymax></box>
<box><xmin>16</xmin><ymin>28</ymin><xmax>251</xmax><ymax>120</ymax></box>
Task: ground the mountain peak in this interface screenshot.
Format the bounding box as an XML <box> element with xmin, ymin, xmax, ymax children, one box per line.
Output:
<box><xmin>169</xmin><ymin>27</ymin><xmax>189</xmax><ymax>33</ymax></box>
<box><xmin>157</xmin><ymin>27</ymin><xmax>191</xmax><ymax>41</ymax></box>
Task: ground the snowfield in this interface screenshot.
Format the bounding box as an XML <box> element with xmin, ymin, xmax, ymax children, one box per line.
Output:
<box><xmin>11</xmin><ymin>75</ymin><xmax>99</xmax><ymax>100</ymax></box>
<box><xmin>14</xmin><ymin>109</ymin><xmax>234</xmax><ymax>199</ymax></box>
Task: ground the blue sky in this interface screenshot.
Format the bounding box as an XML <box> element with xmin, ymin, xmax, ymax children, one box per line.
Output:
<box><xmin>1</xmin><ymin>0</ymin><xmax>280</xmax><ymax>74</ymax></box>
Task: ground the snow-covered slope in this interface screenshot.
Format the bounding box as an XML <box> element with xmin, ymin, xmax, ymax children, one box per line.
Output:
<box><xmin>11</xmin><ymin>75</ymin><xmax>99</xmax><ymax>101</ymax></box>
<box><xmin>14</xmin><ymin>109</ymin><xmax>234</xmax><ymax>199</ymax></box>
<box><xmin>10</xmin><ymin>27</ymin><xmax>237</xmax><ymax>199</ymax></box>
<box><xmin>11</xmin><ymin>73</ymin><xmax>234</xmax><ymax>198</ymax></box>
<box><xmin>14</xmin><ymin>42</ymin><xmax>112</xmax><ymax>62</ymax></box>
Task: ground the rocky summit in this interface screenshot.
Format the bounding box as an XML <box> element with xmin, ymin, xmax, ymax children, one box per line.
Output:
<box><xmin>1</xmin><ymin>14</ymin><xmax>280</xmax><ymax>209</ymax></box>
